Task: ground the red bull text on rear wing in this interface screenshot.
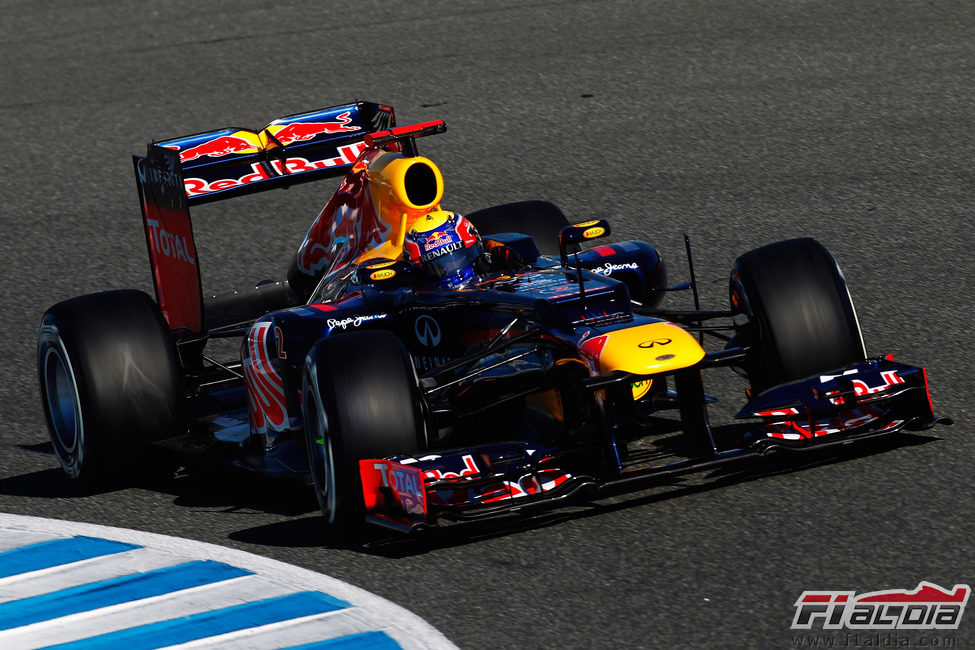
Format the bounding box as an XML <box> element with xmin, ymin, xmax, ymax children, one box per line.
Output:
<box><xmin>150</xmin><ymin>102</ymin><xmax>395</xmax><ymax>205</ymax></box>
<box><xmin>133</xmin><ymin>101</ymin><xmax>394</xmax><ymax>334</ymax></box>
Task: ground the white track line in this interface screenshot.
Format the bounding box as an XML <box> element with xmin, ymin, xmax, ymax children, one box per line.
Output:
<box><xmin>0</xmin><ymin>514</ymin><xmax>455</xmax><ymax>650</ymax></box>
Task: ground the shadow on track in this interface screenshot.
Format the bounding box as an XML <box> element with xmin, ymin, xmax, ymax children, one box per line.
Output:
<box><xmin>3</xmin><ymin>430</ymin><xmax>939</xmax><ymax>554</ymax></box>
<box><xmin>352</xmin><ymin>431</ymin><xmax>939</xmax><ymax>557</ymax></box>
<box><xmin>232</xmin><ymin>431</ymin><xmax>939</xmax><ymax>555</ymax></box>
<box><xmin>2</xmin><ymin>441</ymin><xmax>319</xmax><ymax>515</ymax></box>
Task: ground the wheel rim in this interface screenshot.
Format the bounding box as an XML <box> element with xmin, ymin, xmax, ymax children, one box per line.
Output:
<box><xmin>304</xmin><ymin>368</ymin><xmax>337</xmax><ymax>523</ymax></box>
<box><xmin>39</xmin><ymin>328</ymin><xmax>84</xmax><ymax>477</ymax></box>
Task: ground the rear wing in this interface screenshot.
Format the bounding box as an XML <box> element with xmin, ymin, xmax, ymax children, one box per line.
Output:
<box><xmin>133</xmin><ymin>101</ymin><xmax>395</xmax><ymax>335</ymax></box>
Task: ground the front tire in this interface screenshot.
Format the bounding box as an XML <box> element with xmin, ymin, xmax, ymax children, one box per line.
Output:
<box><xmin>302</xmin><ymin>330</ymin><xmax>426</xmax><ymax>537</ymax></box>
<box><xmin>37</xmin><ymin>290</ymin><xmax>183</xmax><ymax>486</ymax></box>
<box><xmin>730</xmin><ymin>238</ymin><xmax>866</xmax><ymax>392</ymax></box>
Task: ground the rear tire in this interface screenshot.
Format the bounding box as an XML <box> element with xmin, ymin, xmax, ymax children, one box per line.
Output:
<box><xmin>37</xmin><ymin>290</ymin><xmax>183</xmax><ymax>486</ymax></box>
<box><xmin>466</xmin><ymin>200</ymin><xmax>570</xmax><ymax>256</ymax></box>
<box><xmin>730</xmin><ymin>238</ymin><xmax>866</xmax><ymax>392</ymax></box>
<box><xmin>302</xmin><ymin>330</ymin><xmax>426</xmax><ymax>537</ymax></box>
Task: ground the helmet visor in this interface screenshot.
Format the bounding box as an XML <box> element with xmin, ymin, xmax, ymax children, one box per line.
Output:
<box><xmin>420</xmin><ymin>243</ymin><xmax>481</xmax><ymax>284</ymax></box>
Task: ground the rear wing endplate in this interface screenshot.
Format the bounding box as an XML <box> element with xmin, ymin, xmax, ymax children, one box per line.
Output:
<box><xmin>133</xmin><ymin>101</ymin><xmax>395</xmax><ymax>334</ymax></box>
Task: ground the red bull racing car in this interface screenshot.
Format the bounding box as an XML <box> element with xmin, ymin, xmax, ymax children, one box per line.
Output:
<box><xmin>37</xmin><ymin>101</ymin><xmax>950</xmax><ymax>537</ymax></box>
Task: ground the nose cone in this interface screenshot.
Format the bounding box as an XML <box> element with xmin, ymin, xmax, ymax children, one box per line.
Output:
<box><xmin>579</xmin><ymin>321</ymin><xmax>705</xmax><ymax>376</ymax></box>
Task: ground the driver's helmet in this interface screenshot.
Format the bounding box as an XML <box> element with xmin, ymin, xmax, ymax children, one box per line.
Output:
<box><xmin>403</xmin><ymin>211</ymin><xmax>482</xmax><ymax>288</ymax></box>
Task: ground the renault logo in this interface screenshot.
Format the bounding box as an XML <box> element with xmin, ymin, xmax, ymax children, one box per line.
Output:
<box><xmin>639</xmin><ymin>338</ymin><xmax>671</xmax><ymax>348</ymax></box>
<box><xmin>414</xmin><ymin>315</ymin><xmax>442</xmax><ymax>347</ymax></box>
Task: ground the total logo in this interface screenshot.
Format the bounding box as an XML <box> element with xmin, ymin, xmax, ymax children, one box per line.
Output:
<box><xmin>792</xmin><ymin>582</ymin><xmax>970</xmax><ymax>630</ymax></box>
<box><xmin>145</xmin><ymin>218</ymin><xmax>195</xmax><ymax>265</ymax></box>
<box><xmin>364</xmin><ymin>460</ymin><xmax>426</xmax><ymax>516</ymax></box>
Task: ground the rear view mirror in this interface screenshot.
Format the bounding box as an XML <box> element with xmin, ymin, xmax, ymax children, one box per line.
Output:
<box><xmin>559</xmin><ymin>219</ymin><xmax>611</xmax><ymax>266</ymax></box>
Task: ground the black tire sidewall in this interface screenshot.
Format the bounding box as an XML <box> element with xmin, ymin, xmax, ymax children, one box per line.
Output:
<box><xmin>37</xmin><ymin>290</ymin><xmax>182</xmax><ymax>484</ymax></box>
<box><xmin>302</xmin><ymin>330</ymin><xmax>425</xmax><ymax>533</ymax></box>
<box><xmin>732</xmin><ymin>238</ymin><xmax>866</xmax><ymax>391</ymax></box>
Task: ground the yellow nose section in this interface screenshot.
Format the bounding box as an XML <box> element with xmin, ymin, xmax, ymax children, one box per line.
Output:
<box><xmin>580</xmin><ymin>321</ymin><xmax>706</xmax><ymax>376</ymax></box>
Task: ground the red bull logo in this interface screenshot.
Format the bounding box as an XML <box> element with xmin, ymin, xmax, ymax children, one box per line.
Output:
<box><xmin>182</xmin><ymin>142</ymin><xmax>368</xmax><ymax>198</ymax></box>
<box><xmin>168</xmin><ymin>133</ymin><xmax>262</xmax><ymax>163</ymax></box>
<box><xmin>166</xmin><ymin>112</ymin><xmax>359</xmax><ymax>164</ymax></box>
<box><xmin>423</xmin><ymin>230</ymin><xmax>454</xmax><ymax>251</ymax></box>
<box><xmin>419</xmin><ymin>241</ymin><xmax>463</xmax><ymax>262</ymax></box>
<box><xmin>268</xmin><ymin>111</ymin><xmax>360</xmax><ymax>145</ymax></box>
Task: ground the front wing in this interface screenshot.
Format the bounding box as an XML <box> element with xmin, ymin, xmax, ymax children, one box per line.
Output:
<box><xmin>359</xmin><ymin>357</ymin><xmax>949</xmax><ymax>532</ymax></box>
<box><xmin>359</xmin><ymin>443</ymin><xmax>589</xmax><ymax>533</ymax></box>
<box><xmin>738</xmin><ymin>356</ymin><xmax>948</xmax><ymax>452</ymax></box>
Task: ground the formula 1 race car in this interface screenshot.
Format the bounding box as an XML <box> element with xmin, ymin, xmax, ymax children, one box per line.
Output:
<box><xmin>37</xmin><ymin>101</ymin><xmax>950</xmax><ymax>537</ymax></box>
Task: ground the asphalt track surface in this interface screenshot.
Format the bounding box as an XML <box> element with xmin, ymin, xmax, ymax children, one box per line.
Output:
<box><xmin>2</xmin><ymin>1</ymin><xmax>973</xmax><ymax>648</ymax></box>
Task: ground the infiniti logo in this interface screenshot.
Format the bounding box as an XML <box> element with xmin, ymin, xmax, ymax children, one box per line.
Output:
<box><xmin>638</xmin><ymin>338</ymin><xmax>671</xmax><ymax>348</ymax></box>
<box><xmin>414</xmin><ymin>315</ymin><xmax>442</xmax><ymax>347</ymax></box>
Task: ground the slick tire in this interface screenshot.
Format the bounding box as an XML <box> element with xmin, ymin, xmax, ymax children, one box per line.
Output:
<box><xmin>730</xmin><ymin>238</ymin><xmax>866</xmax><ymax>393</ymax></box>
<box><xmin>466</xmin><ymin>200</ymin><xmax>570</xmax><ymax>256</ymax></box>
<box><xmin>37</xmin><ymin>290</ymin><xmax>183</xmax><ymax>487</ymax></box>
<box><xmin>302</xmin><ymin>330</ymin><xmax>427</xmax><ymax>539</ymax></box>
